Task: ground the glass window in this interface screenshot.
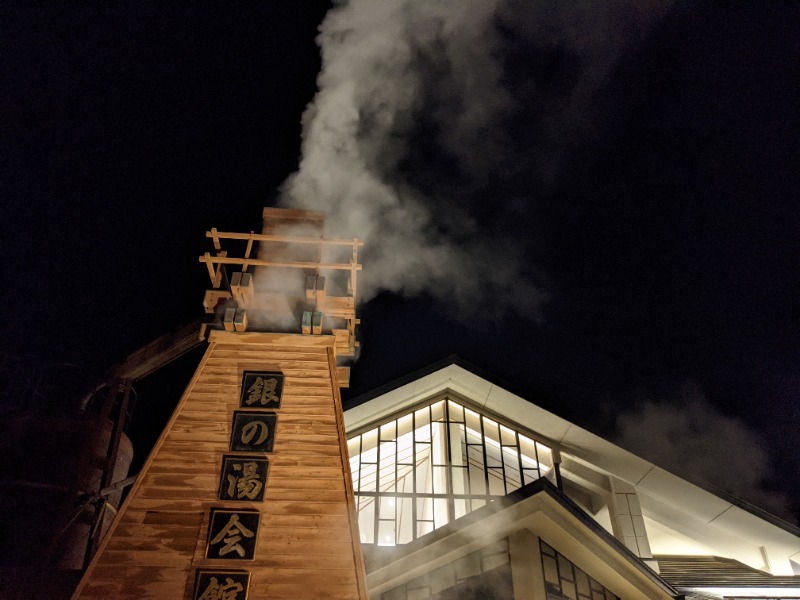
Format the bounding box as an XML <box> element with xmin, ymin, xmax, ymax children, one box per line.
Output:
<box><xmin>349</xmin><ymin>398</ymin><xmax>554</xmax><ymax>545</ymax></box>
<box><xmin>539</xmin><ymin>539</ymin><xmax>620</xmax><ymax>600</ymax></box>
<box><xmin>378</xmin><ymin>519</ymin><xmax>395</xmax><ymax>546</ymax></box>
<box><xmin>447</xmin><ymin>400</ymin><xmax>464</xmax><ymax>423</ymax></box>
<box><xmin>358</xmin><ymin>497</ymin><xmax>375</xmax><ymax>544</ymax></box>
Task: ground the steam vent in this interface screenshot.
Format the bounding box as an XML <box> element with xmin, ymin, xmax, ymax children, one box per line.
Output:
<box><xmin>72</xmin><ymin>208</ymin><xmax>368</xmax><ymax>599</ymax></box>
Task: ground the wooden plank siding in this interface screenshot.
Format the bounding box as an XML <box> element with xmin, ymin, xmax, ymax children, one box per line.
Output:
<box><xmin>72</xmin><ymin>335</ymin><xmax>368</xmax><ymax>599</ymax></box>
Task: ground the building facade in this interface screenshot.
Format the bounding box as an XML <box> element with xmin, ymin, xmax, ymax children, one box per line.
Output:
<box><xmin>344</xmin><ymin>359</ymin><xmax>800</xmax><ymax>600</ymax></box>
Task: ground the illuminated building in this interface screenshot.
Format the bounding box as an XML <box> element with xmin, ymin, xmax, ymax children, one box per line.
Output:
<box><xmin>345</xmin><ymin>358</ymin><xmax>800</xmax><ymax>599</ymax></box>
<box><xmin>23</xmin><ymin>208</ymin><xmax>797</xmax><ymax>599</ymax></box>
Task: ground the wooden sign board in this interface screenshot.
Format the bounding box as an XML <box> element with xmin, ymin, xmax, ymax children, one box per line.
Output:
<box><xmin>229</xmin><ymin>411</ymin><xmax>277</xmax><ymax>453</ymax></box>
<box><xmin>205</xmin><ymin>508</ymin><xmax>260</xmax><ymax>560</ymax></box>
<box><xmin>192</xmin><ymin>570</ymin><xmax>250</xmax><ymax>600</ymax></box>
<box><xmin>239</xmin><ymin>371</ymin><xmax>284</xmax><ymax>409</ymax></box>
<box><xmin>217</xmin><ymin>455</ymin><xmax>269</xmax><ymax>502</ymax></box>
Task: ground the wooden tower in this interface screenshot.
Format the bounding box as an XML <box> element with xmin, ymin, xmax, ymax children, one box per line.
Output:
<box><xmin>72</xmin><ymin>208</ymin><xmax>367</xmax><ymax>599</ymax></box>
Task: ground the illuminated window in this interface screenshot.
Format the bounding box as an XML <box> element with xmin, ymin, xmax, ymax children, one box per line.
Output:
<box><xmin>540</xmin><ymin>540</ymin><xmax>620</xmax><ymax>600</ymax></box>
<box><xmin>347</xmin><ymin>398</ymin><xmax>555</xmax><ymax>545</ymax></box>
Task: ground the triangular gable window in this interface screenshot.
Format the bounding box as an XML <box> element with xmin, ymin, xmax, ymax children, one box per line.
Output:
<box><xmin>347</xmin><ymin>397</ymin><xmax>556</xmax><ymax>545</ymax></box>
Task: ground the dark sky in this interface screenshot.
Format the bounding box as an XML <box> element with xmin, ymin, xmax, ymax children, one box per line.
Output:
<box><xmin>4</xmin><ymin>2</ymin><xmax>799</xmax><ymax>520</ymax></box>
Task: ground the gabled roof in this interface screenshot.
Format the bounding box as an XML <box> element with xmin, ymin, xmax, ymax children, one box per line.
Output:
<box><xmin>366</xmin><ymin>478</ymin><xmax>681</xmax><ymax>599</ymax></box>
<box><xmin>344</xmin><ymin>358</ymin><xmax>800</xmax><ymax>577</ymax></box>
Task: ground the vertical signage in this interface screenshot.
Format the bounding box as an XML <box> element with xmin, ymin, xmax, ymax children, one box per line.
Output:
<box><xmin>193</xmin><ymin>371</ymin><xmax>284</xmax><ymax>600</ymax></box>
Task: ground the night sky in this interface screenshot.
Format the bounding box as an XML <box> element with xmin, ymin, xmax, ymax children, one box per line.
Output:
<box><xmin>4</xmin><ymin>3</ymin><xmax>799</xmax><ymax>521</ymax></box>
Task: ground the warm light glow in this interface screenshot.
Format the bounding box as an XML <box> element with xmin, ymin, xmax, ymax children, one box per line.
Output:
<box><xmin>348</xmin><ymin>398</ymin><xmax>553</xmax><ymax>545</ymax></box>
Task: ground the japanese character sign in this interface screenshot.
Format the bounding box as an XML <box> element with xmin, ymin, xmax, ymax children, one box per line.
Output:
<box><xmin>206</xmin><ymin>509</ymin><xmax>260</xmax><ymax>560</ymax></box>
<box><xmin>230</xmin><ymin>411</ymin><xmax>277</xmax><ymax>452</ymax></box>
<box><xmin>240</xmin><ymin>371</ymin><xmax>283</xmax><ymax>409</ymax></box>
<box><xmin>192</xmin><ymin>570</ymin><xmax>250</xmax><ymax>600</ymax></box>
<box><xmin>218</xmin><ymin>455</ymin><xmax>268</xmax><ymax>502</ymax></box>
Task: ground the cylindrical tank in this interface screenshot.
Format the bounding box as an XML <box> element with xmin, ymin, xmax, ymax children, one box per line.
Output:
<box><xmin>2</xmin><ymin>412</ymin><xmax>134</xmax><ymax>569</ymax></box>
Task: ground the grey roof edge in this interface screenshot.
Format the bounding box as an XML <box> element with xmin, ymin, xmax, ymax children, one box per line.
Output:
<box><xmin>345</xmin><ymin>354</ymin><xmax>530</xmax><ymax>411</ymax></box>
<box><xmin>344</xmin><ymin>356</ymin><xmax>800</xmax><ymax>539</ymax></box>
<box><xmin>365</xmin><ymin>477</ymin><xmax>683</xmax><ymax>599</ymax></box>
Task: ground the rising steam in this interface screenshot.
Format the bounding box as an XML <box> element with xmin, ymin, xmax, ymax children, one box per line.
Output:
<box><xmin>279</xmin><ymin>0</ymin><xmax>670</xmax><ymax>319</ymax></box>
<box><xmin>615</xmin><ymin>381</ymin><xmax>793</xmax><ymax>522</ymax></box>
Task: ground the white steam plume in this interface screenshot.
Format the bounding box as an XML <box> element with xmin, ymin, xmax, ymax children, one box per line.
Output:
<box><xmin>280</xmin><ymin>0</ymin><xmax>670</xmax><ymax>318</ymax></box>
<box><xmin>615</xmin><ymin>381</ymin><xmax>793</xmax><ymax>522</ymax></box>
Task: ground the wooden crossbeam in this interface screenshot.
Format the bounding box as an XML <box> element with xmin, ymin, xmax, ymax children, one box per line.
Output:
<box><xmin>206</xmin><ymin>230</ymin><xmax>363</xmax><ymax>247</ymax></box>
<box><xmin>199</xmin><ymin>255</ymin><xmax>362</xmax><ymax>272</ymax></box>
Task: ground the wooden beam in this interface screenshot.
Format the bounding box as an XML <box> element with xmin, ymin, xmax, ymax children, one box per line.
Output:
<box><xmin>209</xmin><ymin>227</ymin><xmax>221</xmax><ymax>252</ymax></box>
<box><xmin>206</xmin><ymin>230</ymin><xmax>364</xmax><ymax>247</ymax></box>
<box><xmin>243</xmin><ymin>232</ymin><xmax>254</xmax><ymax>272</ymax></box>
<box><xmin>207</xmin><ymin>330</ymin><xmax>335</xmax><ymax>347</ymax></box>
<box><xmin>103</xmin><ymin>319</ymin><xmax>204</xmax><ymax>383</ymax></box>
<box><xmin>199</xmin><ymin>255</ymin><xmax>362</xmax><ymax>271</ymax></box>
